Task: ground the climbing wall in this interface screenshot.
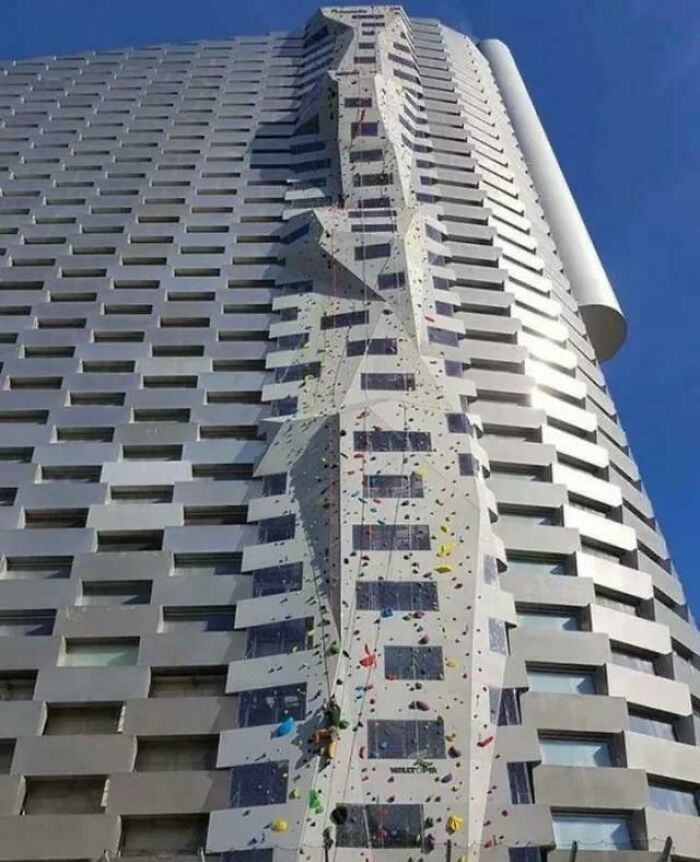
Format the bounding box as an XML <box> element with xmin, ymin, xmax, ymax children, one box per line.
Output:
<box><xmin>208</xmin><ymin>8</ymin><xmax>515</xmax><ymax>862</ymax></box>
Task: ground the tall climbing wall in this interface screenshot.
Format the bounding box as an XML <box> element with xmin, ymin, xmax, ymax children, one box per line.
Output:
<box><xmin>208</xmin><ymin>7</ymin><xmax>515</xmax><ymax>861</ymax></box>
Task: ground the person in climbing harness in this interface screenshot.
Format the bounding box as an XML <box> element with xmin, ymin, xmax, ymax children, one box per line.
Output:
<box><xmin>324</xmin><ymin>695</ymin><xmax>342</xmax><ymax>727</ymax></box>
<box><xmin>314</xmin><ymin>696</ymin><xmax>342</xmax><ymax>760</ymax></box>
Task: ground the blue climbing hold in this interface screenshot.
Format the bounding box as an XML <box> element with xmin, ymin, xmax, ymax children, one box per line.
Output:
<box><xmin>274</xmin><ymin>716</ymin><xmax>295</xmax><ymax>737</ymax></box>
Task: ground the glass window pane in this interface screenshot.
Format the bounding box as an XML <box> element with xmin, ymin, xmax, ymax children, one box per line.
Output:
<box><xmin>629</xmin><ymin>712</ymin><xmax>676</xmax><ymax>741</ymax></box>
<box><xmin>553</xmin><ymin>815</ymin><xmax>632</xmax><ymax>850</ymax></box>
<box><xmin>517</xmin><ymin>611</ymin><xmax>579</xmax><ymax>631</ymax></box>
<box><xmin>384</xmin><ymin>646</ymin><xmax>443</xmax><ymax>681</ymax></box>
<box><xmin>540</xmin><ymin>737</ymin><xmax>612</xmax><ymax>767</ymax></box>
<box><xmin>649</xmin><ymin>782</ymin><xmax>699</xmax><ymax>816</ymax></box>
<box><xmin>527</xmin><ymin>670</ymin><xmax>595</xmax><ymax>695</ymax></box>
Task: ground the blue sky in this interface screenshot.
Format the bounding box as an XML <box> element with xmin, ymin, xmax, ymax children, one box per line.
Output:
<box><xmin>2</xmin><ymin>0</ymin><xmax>698</xmax><ymax>612</ymax></box>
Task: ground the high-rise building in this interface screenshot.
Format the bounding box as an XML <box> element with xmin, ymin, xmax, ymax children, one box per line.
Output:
<box><xmin>0</xmin><ymin>5</ymin><xmax>697</xmax><ymax>861</ymax></box>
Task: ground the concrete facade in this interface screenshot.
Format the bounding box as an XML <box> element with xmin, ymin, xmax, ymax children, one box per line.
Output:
<box><xmin>0</xmin><ymin>6</ymin><xmax>697</xmax><ymax>861</ymax></box>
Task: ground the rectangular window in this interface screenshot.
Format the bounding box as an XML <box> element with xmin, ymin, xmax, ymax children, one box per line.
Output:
<box><xmin>160</xmin><ymin>607</ymin><xmax>236</xmax><ymax>633</ymax></box>
<box><xmin>489</xmin><ymin>618</ymin><xmax>508</xmax><ymax>654</ymax></box>
<box><xmin>648</xmin><ymin>780</ymin><xmax>699</xmax><ymax>816</ymax></box>
<box><xmin>246</xmin><ymin>618</ymin><xmax>313</xmax><ymax>659</ymax></box>
<box><xmin>336</xmin><ymin>804</ymin><xmax>423</xmax><ymax>848</ymax></box>
<box><xmin>321</xmin><ymin>310</ymin><xmax>369</xmax><ymax>329</ymax></box>
<box><xmin>552</xmin><ymin>814</ymin><xmax>633</xmax><ymax>850</ymax></box>
<box><xmin>428</xmin><ymin>326</ymin><xmax>459</xmax><ymax>346</ymax></box>
<box><xmin>229</xmin><ymin>761</ymin><xmax>288</xmax><ymax>807</ymax></box>
<box><xmin>275</xmin><ymin>362</ymin><xmax>320</xmax><ymax>384</ymax></box>
<box><xmin>277</xmin><ymin>333</ymin><xmax>308</xmax><ymax>350</ymax></box>
<box><xmin>44</xmin><ymin>705</ymin><xmax>121</xmax><ymax>735</ymax></box>
<box><xmin>610</xmin><ymin>648</ymin><xmax>656</xmax><ymax>675</ymax></box>
<box><xmin>347</xmin><ymin>338</ymin><xmax>397</xmax><ymax>356</ymax></box>
<box><xmin>0</xmin><ymin>611</ymin><xmax>55</xmax><ymax>637</ymax></box>
<box><xmin>516</xmin><ymin>610</ymin><xmax>580</xmax><ymax>631</ymax></box>
<box><xmin>490</xmin><ymin>688</ymin><xmax>522</xmax><ymax>726</ymax></box>
<box><xmin>540</xmin><ymin>737</ymin><xmax>613</xmax><ymax>767</ymax></box>
<box><xmin>355</xmin><ymin>242</ymin><xmax>391</xmax><ymax>261</ymax></box>
<box><xmin>120</xmin><ymin>815</ymin><xmax>207</xmax><ymax>855</ymax></box>
<box><xmin>262</xmin><ymin>474</ymin><xmax>287</xmax><ymax>496</ymax></box>
<box><xmin>350</xmin><ymin>121</ymin><xmax>379</xmax><ymax>137</ymax></box>
<box><xmin>377</xmin><ymin>271</ymin><xmax>405</xmax><ymax>290</ymax></box>
<box><xmin>506</xmin><ymin>556</ymin><xmax>567</xmax><ymax>577</ymax></box>
<box><xmin>363</xmin><ymin>474</ymin><xmax>423</xmax><ymax>498</ymax></box>
<box><xmin>354</xmin><ymin>430</ymin><xmax>431</xmax><ymax>452</ymax></box>
<box><xmin>258</xmin><ymin>515</ymin><xmax>295</xmax><ymax>543</ymax></box>
<box><xmin>447</xmin><ymin>413</ymin><xmax>470</xmax><ymax>433</ymax></box>
<box><xmin>527</xmin><ymin>669</ymin><xmax>596</xmax><ymax>695</ymax></box>
<box><xmin>367</xmin><ymin>719</ymin><xmax>445</xmax><ymax>759</ymax></box>
<box><xmin>384</xmin><ymin>646</ymin><xmax>443</xmax><ymax>681</ymax></box>
<box><xmin>252</xmin><ymin>562</ymin><xmax>303</xmax><ymax>597</ymax></box>
<box><xmin>149</xmin><ymin>668</ymin><xmax>226</xmax><ymax>698</ymax></box>
<box><xmin>458</xmin><ymin>454</ymin><xmax>479</xmax><ymax>476</ymax></box>
<box><xmin>79</xmin><ymin>581</ymin><xmax>151</xmax><ymax>607</ymax></box>
<box><xmin>238</xmin><ymin>684</ymin><xmax>306</xmax><ymax>728</ymax></box>
<box><xmin>135</xmin><ymin>736</ymin><xmax>218</xmax><ymax>771</ymax></box>
<box><xmin>507</xmin><ymin>762</ymin><xmax>535</xmax><ymax>804</ymax></box>
<box><xmin>61</xmin><ymin>639</ymin><xmax>138</xmax><ymax>667</ymax></box>
<box><xmin>350</xmin><ymin>149</ymin><xmax>383</xmax><ymax>163</ymax></box>
<box><xmin>173</xmin><ymin>555</ymin><xmax>242</xmax><ymax>577</ymax></box>
<box><xmin>23</xmin><ymin>778</ymin><xmax>105</xmax><ymax>815</ymax></box>
<box><xmin>356</xmin><ymin>580</ymin><xmax>437</xmax><ymax>610</ymax></box>
<box><xmin>628</xmin><ymin>710</ymin><xmax>676</xmax><ymax>741</ymax></box>
<box><xmin>352</xmin><ymin>525</ymin><xmax>431</xmax><ymax>552</ymax></box>
<box><xmin>360</xmin><ymin>373</ymin><xmax>415</xmax><ymax>391</ymax></box>
<box><xmin>0</xmin><ymin>672</ymin><xmax>36</xmax><ymax>701</ymax></box>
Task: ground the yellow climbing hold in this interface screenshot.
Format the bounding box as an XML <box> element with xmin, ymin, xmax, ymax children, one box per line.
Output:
<box><xmin>435</xmin><ymin>564</ymin><xmax>452</xmax><ymax>574</ymax></box>
<box><xmin>272</xmin><ymin>819</ymin><xmax>289</xmax><ymax>832</ymax></box>
<box><xmin>290</xmin><ymin>787</ymin><xmax>301</xmax><ymax>799</ymax></box>
<box><xmin>446</xmin><ymin>814</ymin><xmax>464</xmax><ymax>834</ymax></box>
<box><xmin>437</xmin><ymin>543</ymin><xmax>453</xmax><ymax>557</ymax></box>
<box><xmin>445</xmin><ymin>658</ymin><xmax>458</xmax><ymax>668</ymax></box>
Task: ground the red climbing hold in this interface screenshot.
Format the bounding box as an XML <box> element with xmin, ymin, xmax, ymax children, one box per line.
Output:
<box><xmin>477</xmin><ymin>735</ymin><xmax>494</xmax><ymax>748</ymax></box>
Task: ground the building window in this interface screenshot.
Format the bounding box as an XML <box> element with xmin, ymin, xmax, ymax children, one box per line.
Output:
<box><xmin>246</xmin><ymin>618</ymin><xmax>313</xmax><ymax>658</ymax></box>
<box><xmin>363</xmin><ymin>474</ymin><xmax>423</xmax><ymax>498</ymax></box>
<box><xmin>229</xmin><ymin>761</ymin><xmax>288</xmax><ymax>807</ymax></box>
<box><xmin>458</xmin><ymin>453</ymin><xmax>479</xmax><ymax>476</ymax></box>
<box><xmin>367</xmin><ymin>719</ymin><xmax>445</xmax><ymax>759</ymax></box>
<box><xmin>490</xmin><ymin>688</ymin><xmax>521</xmax><ymax>726</ymax></box>
<box><xmin>355</xmin><ymin>242</ymin><xmax>391</xmax><ymax>261</ymax></box>
<box><xmin>356</xmin><ymin>580</ymin><xmax>437</xmax><ymax>611</ymax></box>
<box><xmin>552</xmin><ymin>814</ymin><xmax>633</xmax><ymax>850</ymax></box>
<box><xmin>527</xmin><ymin>669</ymin><xmax>596</xmax><ymax>695</ymax></box>
<box><xmin>350</xmin><ymin>121</ymin><xmax>379</xmax><ymax>137</ymax></box>
<box><xmin>360</xmin><ymin>372</ymin><xmax>415</xmax><ymax>391</ymax></box>
<box><xmin>135</xmin><ymin>736</ymin><xmax>218</xmax><ymax>771</ymax></box>
<box><xmin>508</xmin><ymin>850</ymin><xmax>545</xmax><ymax>862</ymax></box>
<box><xmin>61</xmin><ymin>639</ymin><xmax>139</xmax><ymax>667</ymax></box>
<box><xmin>0</xmin><ymin>611</ymin><xmax>55</xmax><ymax>637</ymax></box>
<box><xmin>275</xmin><ymin>362</ymin><xmax>320</xmax><ymax>383</ymax></box>
<box><xmin>160</xmin><ymin>607</ymin><xmax>236</xmax><ymax>633</ymax></box>
<box><xmin>79</xmin><ymin>581</ymin><xmax>151</xmax><ymax>607</ymax></box>
<box><xmin>120</xmin><ymin>815</ymin><xmax>207</xmax><ymax>855</ymax></box>
<box><xmin>648</xmin><ymin>780</ymin><xmax>699</xmax><ymax>816</ymax></box>
<box><xmin>507</xmin><ymin>762</ymin><xmax>535</xmax><ymax>804</ymax></box>
<box><xmin>262</xmin><ymin>473</ymin><xmax>287</xmax><ymax>496</ymax></box>
<box><xmin>628</xmin><ymin>709</ymin><xmax>676</xmax><ymax>741</ymax></box>
<box><xmin>252</xmin><ymin>562</ymin><xmax>303</xmax><ymax>597</ymax></box>
<box><xmin>384</xmin><ymin>645</ymin><xmax>443</xmax><ymax>680</ymax></box>
<box><xmin>238</xmin><ymin>684</ymin><xmax>307</xmax><ymax>728</ymax></box>
<box><xmin>516</xmin><ymin>609</ymin><xmax>580</xmax><ymax>631</ymax></box>
<box><xmin>347</xmin><ymin>338</ymin><xmax>397</xmax><ymax>356</ymax></box>
<box><xmin>540</xmin><ymin>736</ymin><xmax>613</xmax><ymax>767</ymax></box>
<box><xmin>447</xmin><ymin>413</ymin><xmax>470</xmax><ymax>433</ymax></box>
<box><xmin>506</xmin><ymin>556</ymin><xmax>567</xmax><ymax>577</ymax></box>
<box><xmin>0</xmin><ymin>672</ymin><xmax>36</xmax><ymax>701</ymax></box>
<box><xmin>352</xmin><ymin>525</ymin><xmax>431</xmax><ymax>551</ymax></box>
<box><xmin>489</xmin><ymin>618</ymin><xmax>508</xmax><ymax>654</ymax></box>
<box><xmin>44</xmin><ymin>705</ymin><xmax>121</xmax><ymax>735</ymax></box>
<box><xmin>23</xmin><ymin>778</ymin><xmax>106</xmax><ymax>815</ymax></box>
<box><xmin>149</xmin><ymin>668</ymin><xmax>226</xmax><ymax>698</ymax></box>
<box><xmin>377</xmin><ymin>271</ymin><xmax>405</xmax><ymax>290</ymax></box>
<box><xmin>257</xmin><ymin>515</ymin><xmax>295</xmax><ymax>543</ymax></box>
<box><xmin>354</xmin><ymin>430</ymin><xmax>431</xmax><ymax>452</ymax></box>
<box><xmin>321</xmin><ymin>310</ymin><xmax>369</xmax><ymax>329</ymax></box>
<box><xmin>610</xmin><ymin>647</ymin><xmax>656</xmax><ymax>675</ymax></box>
<box><xmin>444</xmin><ymin>359</ymin><xmax>462</xmax><ymax>377</ymax></box>
<box><xmin>428</xmin><ymin>326</ymin><xmax>459</xmax><ymax>346</ymax></box>
<box><xmin>336</xmin><ymin>804</ymin><xmax>423</xmax><ymax>848</ymax></box>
